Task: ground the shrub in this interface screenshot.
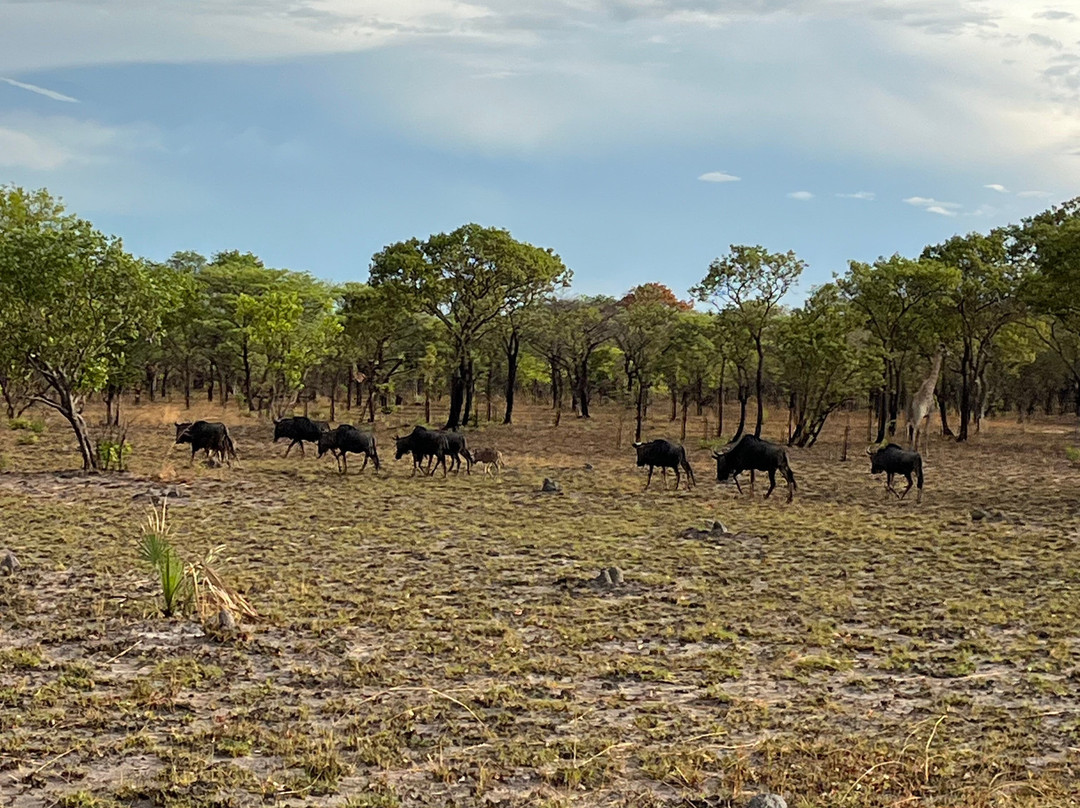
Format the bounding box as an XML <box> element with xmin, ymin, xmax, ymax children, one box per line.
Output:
<box><xmin>8</xmin><ymin>418</ymin><xmax>45</xmax><ymax>434</ymax></box>
<box><xmin>138</xmin><ymin>502</ymin><xmax>189</xmax><ymax>617</ymax></box>
<box><xmin>1066</xmin><ymin>446</ymin><xmax>1080</xmax><ymax>466</ymax></box>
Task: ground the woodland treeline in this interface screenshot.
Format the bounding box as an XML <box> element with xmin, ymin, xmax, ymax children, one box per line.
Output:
<box><xmin>1</xmin><ymin>185</ymin><xmax>1079</xmax><ymax>470</ymax></box>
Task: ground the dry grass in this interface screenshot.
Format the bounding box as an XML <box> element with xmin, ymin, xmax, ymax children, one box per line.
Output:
<box><xmin>1</xmin><ymin>398</ymin><xmax>1079</xmax><ymax>807</ymax></box>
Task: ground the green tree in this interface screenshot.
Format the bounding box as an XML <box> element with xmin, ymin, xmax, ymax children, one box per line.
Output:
<box><xmin>0</xmin><ymin>186</ymin><xmax>165</xmax><ymax>469</ymax></box>
<box><xmin>774</xmin><ymin>284</ymin><xmax>878</xmax><ymax>447</ymax></box>
<box><xmin>922</xmin><ymin>230</ymin><xmax>1027</xmax><ymax>440</ymax></box>
<box><xmin>692</xmin><ymin>245</ymin><xmax>804</xmax><ymax>437</ymax></box>
<box><xmin>613</xmin><ymin>287</ymin><xmax>682</xmax><ymax>441</ymax></box>
<box><xmin>369</xmin><ymin>224</ymin><xmax>570</xmax><ymax>429</ymax></box>
<box><xmin>837</xmin><ymin>255</ymin><xmax>958</xmax><ymax>442</ymax></box>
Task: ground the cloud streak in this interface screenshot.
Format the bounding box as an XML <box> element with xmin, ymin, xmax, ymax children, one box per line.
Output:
<box><xmin>698</xmin><ymin>171</ymin><xmax>741</xmax><ymax>183</ymax></box>
<box><xmin>1</xmin><ymin>77</ymin><xmax>78</xmax><ymax>103</ymax></box>
<box><xmin>904</xmin><ymin>196</ymin><xmax>962</xmax><ymax>215</ymax></box>
<box><xmin>787</xmin><ymin>190</ymin><xmax>814</xmax><ymax>200</ymax></box>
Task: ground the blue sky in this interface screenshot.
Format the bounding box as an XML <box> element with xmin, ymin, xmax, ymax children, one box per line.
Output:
<box><xmin>1</xmin><ymin>0</ymin><xmax>1078</xmax><ymax>300</ymax></box>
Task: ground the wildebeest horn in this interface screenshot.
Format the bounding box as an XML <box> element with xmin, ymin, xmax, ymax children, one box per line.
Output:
<box><xmin>865</xmin><ymin>445</ymin><xmax>876</xmax><ymax>456</ymax></box>
<box><xmin>712</xmin><ymin>451</ymin><xmax>723</xmax><ymax>460</ymax></box>
<box><xmin>632</xmin><ymin>442</ymin><xmax>643</xmax><ymax>448</ymax></box>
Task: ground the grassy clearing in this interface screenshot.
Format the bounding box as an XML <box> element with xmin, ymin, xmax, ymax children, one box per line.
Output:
<box><xmin>1</xmin><ymin>401</ymin><xmax>1079</xmax><ymax>806</ymax></box>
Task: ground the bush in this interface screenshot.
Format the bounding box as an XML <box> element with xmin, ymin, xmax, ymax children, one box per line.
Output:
<box><xmin>139</xmin><ymin>503</ymin><xmax>189</xmax><ymax>617</ymax></box>
<box><xmin>16</xmin><ymin>434</ymin><xmax>38</xmax><ymax>446</ymax></box>
<box><xmin>8</xmin><ymin>418</ymin><xmax>44</xmax><ymax>433</ymax></box>
<box><xmin>1066</xmin><ymin>446</ymin><xmax>1080</xmax><ymax>466</ymax></box>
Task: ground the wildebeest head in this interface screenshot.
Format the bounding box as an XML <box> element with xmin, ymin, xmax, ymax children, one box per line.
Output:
<box><xmin>316</xmin><ymin>429</ymin><xmax>336</xmax><ymax>458</ymax></box>
<box><xmin>394</xmin><ymin>435</ymin><xmax>410</xmax><ymax>460</ymax></box>
<box><xmin>711</xmin><ymin>446</ymin><xmax>735</xmax><ymax>481</ymax></box>
<box><xmin>272</xmin><ymin>418</ymin><xmax>286</xmax><ymax>442</ymax></box>
<box><xmin>866</xmin><ymin>444</ymin><xmax>892</xmax><ymax>475</ymax></box>
<box><xmin>632</xmin><ymin>441</ymin><xmax>648</xmax><ymax>467</ymax></box>
<box><xmin>174</xmin><ymin>422</ymin><xmax>193</xmax><ymax>445</ymax></box>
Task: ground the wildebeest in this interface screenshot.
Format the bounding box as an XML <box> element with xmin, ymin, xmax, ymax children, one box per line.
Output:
<box><xmin>632</xmin><ymin>439</ymin><xmax>695</xmax><ymax>490</ymax></box>
<box><xmin>866</xmin><ymin>443</ymin><xmax>924</xmax><ymax>503</ymax></box>
<box><xmin>439</xmin><ymin>430</ymin><xmax>473</xmax><ymax>474</ymax></box>
<box><xmin>316</xmin><ymin>424</ymin><xmax>380</xmax><ymax>474</ymax></box>
<box><xmin>712</xmin><ymin>434</ymin><xmax>796</xmax><ymax>502</ymax></box>
<box><xmin>273</xmin><ymin>416</ymin><xmax>328</xmax><ymax>457</ymax></box>
<box><xmin>175</xmin><ymin>421</ymin><xmax>237</xmax><ymax>466</ymax></box>
<box><xmin>394</xmin><ymin>426</ymin><xmax>448</xmax><ymax>477</ymax></box>
<box><xmin>472</xmin><ymin>447</ymin><xmax>503</xmax><ymax>475</ymax></box>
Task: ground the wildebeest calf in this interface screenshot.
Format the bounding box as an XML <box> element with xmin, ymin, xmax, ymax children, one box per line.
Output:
<box><xmin>712</xmin><ymin>434</ymin><xmax>796</xmax><ymax>502</ymax></box>
<box><xmin>866</xmin><ymin>443</ymin><xmax>924</xmax><ymax>503</ymax></box>
<box><xmin>175</xmin><ymin>421</ymin><xmax>237</xmax><ymax>466</ymax></box>
<box><xmin>394</xmin><ymin>426</ymin><xmax>448</xmax><ymax>477</ymax></box>
<box><xmin>273</xmin><ymin>416</ymin><xmax>327</xmax><ymax>457</ymax></box>
<box><xmin>633</xmin><ymin>439</ymin><xmax>695</xmax><ymax>490</ymax></box>
<box><xmin>472</xmin><ymin>447</ymin><xmax>503</xmax><ymax>475</ymax></box>
<box><xmin>317</xmin><ymin>424</ymin><xmax>379</xmax><ymax>474</ymax></box>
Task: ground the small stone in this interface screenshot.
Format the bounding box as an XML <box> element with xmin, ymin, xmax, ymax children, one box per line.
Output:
<box><xmin>541</xmin><ymin>478</ymin><xmax>560</xmax><ymax>492</ymax></box>
<box><xmin>583</xmin><ymin>463</ymin><xmax>594</xmax><ymax>471</ymax></box>
<box><xmin>747</xmin><ymin>794</ymin><xmax>787</xmax><ymax>808</ymax></box>
<box><xmin>0</xmin><ymin>550</ymin><xmax>20</xmax><ymax>576</ymax></box>
<box><xmin>710</xmin><ymin>520</ymin><xmax>729</xmax><ymax>535</ymax></box>
<box><xmin>217</xmin><ymin>608</ymin><xmax>237</xmax><ymax>632</ymax></box>
<box><xmin>607</xmin><ymin>567</ymin><xmax>624</xmax><ymax>586</ymax></box>
<box><xmin>594</xmin><ymin>569</ymin><xmax>613</xmax><ymax>586</ymax></box>
<box><xmin>971</xmin><ymin>509</ymin><xmax>988</xmax><ymax>521</ymax></box>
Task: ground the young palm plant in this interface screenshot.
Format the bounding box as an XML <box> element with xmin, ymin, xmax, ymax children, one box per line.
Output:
<box><xmin>139</xmin><ymin>500</ymin><xmax>188</xmax><ymax>617</ymax></box>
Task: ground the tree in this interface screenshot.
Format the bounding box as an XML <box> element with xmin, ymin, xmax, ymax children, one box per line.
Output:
<box><xmin>338</xmin><ymin>282</ymin><xmax>423</xmax><ymax>422</ymax></box>
<box><xmin>837</xmin><ymin>255</ymin><xmax>959</xmax><ymax>442</ymax></box>
<box><xmin>369</xmin><ymin>224</ymin><xmax>570</xmax><ymax>429</ymax></box>
<box><xmin>774</xmin><ymin>284</ymin><xmax>878</xmax><ymax>447</ymax></box>
<box><xmin>0</xmin><ymin>186</ymin><xmax>165</xmax><ymax>469</ymax></box>
<box><xmin>922</xmin><ymin>230</ymin><xmax>1027</xmax><ymax>440</ymax></box>
<box><xmin>613</xmin><ymin>287</ymin><xmax>682</xmax><ymax>441</ymax></box>
<box><xmin>692</xmin><ymin>245</ymin><xmax>804</xmax><ymax>437</ymax></box>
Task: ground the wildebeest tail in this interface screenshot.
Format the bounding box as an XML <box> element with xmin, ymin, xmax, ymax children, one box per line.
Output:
<box><xmin>371</xmin><ymin>435</ymin><xmax>381</xmax><ymax>471</ymax></box>
<box><xmin>915</xmin><ymin>456</ymin><xmax>924</xmax><ymax>490</ymax></box>
<box><xmin>782</xmin><ymin>453</ymin><xmax>797</xmax><ymax>491</ymax></box>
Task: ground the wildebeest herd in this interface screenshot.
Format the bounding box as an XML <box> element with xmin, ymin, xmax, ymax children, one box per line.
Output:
<box><xmin>174</xmin><ymin>417</ymin><xmax>926</xmax><ymax>503</ymax></box>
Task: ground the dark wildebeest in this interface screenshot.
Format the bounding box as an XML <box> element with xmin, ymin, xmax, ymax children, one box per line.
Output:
<box><xmin>712</xmin><ymin>434</ymin><xmax>796</xmax><ymax>502</ymax></box>
<box><xmin>175</xmin><ymin>421</ymin><xmax>237</xmax><ymax>466</ymax></box>
<box><xmin>866</xmin><ymin>443</ymin><xmax>924</xmax><ymax>503</ymax></box>
<box><xmin>316</xmin><ymin>425</ymin><xmax>379</xmax><ymax>474</ymax></box>
<box><xmin>632</xmin><ymin>439</ymin><xmax>695</xmax><ymax>490</ymax></box>
<box><xmin>435</xmin><ymin>430</ymin><xmax>473</xmax><ymax>474</ymax></box>
<box><xmin>394</xmin><ymin>426</ymin><xmax>448</xmax><ymax>477</ymax></box>
<box><xmin>273</xmin><ymin>416</ymin><xmax>328</xmax><ymax>457</ymax></box>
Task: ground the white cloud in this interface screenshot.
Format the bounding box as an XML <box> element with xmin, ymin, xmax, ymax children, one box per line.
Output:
<box><xmin>984</xmin><ymin>183</ymin><xmax>1008</xmax><ymax>192</ymax></box>
<box><xmin>837</xmin><ymin>191</ymin><xmax>875</xmax><ymax>200</ymax></box>
<box><xmin>787</xmin><ymin>190</ymin><xmax>814</xmax><ymax>200</ymax></box>
<box><xmin>925</xmin><ymin>205</ymin><xmax>958</xmax><ymax>216</ymax></box>
<box><xmin>0</xmin><ymin>113</ymin><xmax>160</xmax><ymax>171</ymax></box>
<box><xmin>1017</xmin><ymin>189</ymin><xmax>1052</xmax><ymax>197</ymax></box>
<box><xmin>0</xmin><ymin>77</ymin><xmax>78</xmax><ymax>103</ymax></box>
<box><xmin>904</xmin><ymin>196</ymin><xmax>962</xmax><ymax>210</ymax></box>
<box><xmin>698</xmin><ymin>171</ymin><xmax>741</xmax><ymax>183</ymax></box>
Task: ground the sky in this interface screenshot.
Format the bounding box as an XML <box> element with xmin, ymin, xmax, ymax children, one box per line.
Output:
<box><xmin>1</xmin><ymin>0</ymin><xmax>1079</xmax><ymax>300</ymax></box>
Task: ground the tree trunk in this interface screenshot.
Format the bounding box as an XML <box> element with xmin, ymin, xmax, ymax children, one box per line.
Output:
<box><xmin>754</xmin><ymin>338</ymin><xmax>765</xmax><ymax>437</ymax></box>
<box><xmin>680</xmin><ymin>391</ymin><xmax>689</xmax><ymax>441</ymax></box>
<box><xmin>242</xmin><ymin>339</ymin><xmax>254</xmax><ymax>410</ymax></box>
<box><xmin>160</xmin><ymin>369</ymin><xmax>169</xmax><ymax>401</ymax></box>
<box><xmin>874</xmin><ymin>387</ymin><xmax>888</xmax><ymax>444</ymax></box>
<box><xmin>939</xmin><ymin>395</ymin><xmax>953</xmax><ymax>437</ymax></box>
<box><xmin>716</xmin><ymin>359</ymin><xmax>726</xmax><ymax>438</ymax></box>
<box><xmin>445</xmin><ymin>358</ymin><xmax>468</xmax><ymax>430</ymax></box>
<box><xmin>504</xmin><ymin>332</ymin><xmax>519</xmax><ymax>425</ymax></box>
<box><xmin>957</xmin><ymin>342</ymin><xmax>972</xmax><ymax>442</ymax></box>
<box><xmin>635</xmin><ymin>382</ymin><xmax>647</xmax><ymax>442</ymax></box>
<box><xmin>146</xmin><ymin>367</ymin><xmax>156</xmax><ymax>403</ymax></box>
<box><xmin>733</xmin><ymin>387</ymin><xmax>748</xmax><ymax>442</ymax></box>
<box><xmin>669</xmin><ymin>387</ymin><xmax>678</xmax><ymax>421</ymax></box>
<box><xmin>462</xmin><ymin>359</ymin><xmax>476</xmax><ymax>427</ymax></box>
<box><xmin>184</xmin><ymin>362</ymin><xmax>192</xmax><ymax>410</ymax></box>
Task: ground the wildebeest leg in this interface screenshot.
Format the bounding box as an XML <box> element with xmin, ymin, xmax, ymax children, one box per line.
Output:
<box><xmin>673</xmin><ymin>466</ymin><xmax>680</xmax><ymax>490</ymax></box>
<box><xmin>899</xmin><ymin>473</ymin><xmax>913</xmax><ymax>499</ymax></box>
<box><xmin>284</xmin><ymin>441</ymin><xmax>294</xmax><ymax>458</ymax></box>
<box><xmin>359</xmin><ymin>454</ymin><xmax>369</xmax><ymax>472</ymax></box>
<box><xmin>644</xmin><ymin>465</ymin><xmax>654</xmax><ymax>490</ymax></box>
<box><xmin>731</xmin><ymin>474</ymin><xmax>743</xmax><ymax>495</ymax></box>
<box><xmin>885</xmin><ymin>472</ymin><xmax>900</xmax><ymax>498</ymax></box>
<box><xmin>763</xmin><ymin>469</ymin><xmax>777</xmax><ymax>499</ymax></box>
<box><xmin>749</xmin><ymin>470</ymin><xmax>756</xmax><ymax>497</ymax></box>
<box><xmin>298</xmin><ymin>441</ymin><xmax>305</xmax><ymax>458</ymax></box>
<box><xmin>341</xmin><ymin>452</ymin><xmax>349</xmax><ymax>475</ymax></box>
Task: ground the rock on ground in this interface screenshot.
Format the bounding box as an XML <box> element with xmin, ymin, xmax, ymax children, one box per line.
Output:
<box><xmin>747</xmin><ymin>794</ymin><xmax>787</xmax><ymax>808</ymax></box>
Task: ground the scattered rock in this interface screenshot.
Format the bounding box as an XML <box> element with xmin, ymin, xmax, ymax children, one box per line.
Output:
<box><xmin>0</xmin><ymin>550</ymin><xmax>20</xmax><ymax>576</ymax></box>
<box><xmin>607</xmin><ymin>566</ymin><xmax>624</xmax><ymax>586</ymax></box>
<box><xmin>971</xmin><ymin>509</ymin><xmax>988</xmax><ymax>521</ymax></box>
<box><xmin>216</xmin><ymin>608</ymin><xmax>237</xmax><ymax>633</ymax></box>
<box><xmin>747</xmin><ymin>794</ymin><xmax>787</xmax><ymax>808</ymax></box>
<box><xmin>710</xmin><ymin>520</ymin><xmax>729</xmax><ymax>536</ymax></box>
<box><xmin>541</xmin><ymin>478</ymin><xmax>560</xmax><ymax>493</ymax></box>
<box><xmin>583</xmin><ymin>463</ymin><xmax>594</xmax><ymax>471</ymax></box>
<box><xmin>593</xmin><ymin>568</ymin><xmax>613</xmax><ymax>587</ymax></box>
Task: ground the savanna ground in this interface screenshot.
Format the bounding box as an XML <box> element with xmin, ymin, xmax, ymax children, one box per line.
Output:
<box><xmin>1</xmin><ymin>397</ymin><xmax>1079</xmax><ymax>808</ymax></box>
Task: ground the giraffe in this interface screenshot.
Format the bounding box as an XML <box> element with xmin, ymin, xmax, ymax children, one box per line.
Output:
<box><xmin>906</xmin><ymin>347</ymin><xmax>945</xmax><ymax>453</ymax></box>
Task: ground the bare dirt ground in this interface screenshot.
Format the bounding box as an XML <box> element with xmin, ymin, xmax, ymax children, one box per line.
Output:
<box><xmin>1</xmin><ymin>400</ymin><xmax>1079</xmax><ymax>808</ymax></box>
